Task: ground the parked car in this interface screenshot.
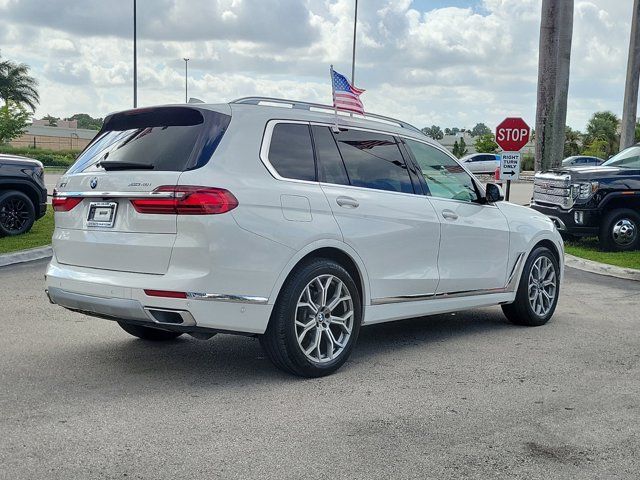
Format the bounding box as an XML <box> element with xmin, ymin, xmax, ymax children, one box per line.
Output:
<box><xmin>46</xmin><ymin>98</ymin><xmax>564</xmax><ymax>377</ymax></box>
<box><xmin>460</xmin><ymin>153</ymin><xmax>501</xmax><ymax>174</ymax></box>
<box><xmin>531</xmin><ymin>144</ymin><xmax>640</xmax><ymax>251</ymax></box>
<box><xmin>561</xmin><ymin>155</ymin><xmax>603</xmax><ymax>167</ymax></box>
<box><xmin>0</xmin><ymin>154</ymin><xmax>48</xmax><ymax>236</ymax></box>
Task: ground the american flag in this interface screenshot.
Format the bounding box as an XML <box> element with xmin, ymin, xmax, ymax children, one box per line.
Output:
<box><xmin>332</xmin><ymin>69</ymin><xmax>365</xmax><ymax>115</ymax></box>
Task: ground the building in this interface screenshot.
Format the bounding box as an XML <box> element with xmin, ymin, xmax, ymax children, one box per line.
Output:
<box><xmin>32</xmin><ymin>119</ymin><xmax>79</xmax><ymax>129</ymax></box>
<box><xmin>10</xmin><ymin>124</ymin><xmax>98</xmax><ymax>151</ymax></box>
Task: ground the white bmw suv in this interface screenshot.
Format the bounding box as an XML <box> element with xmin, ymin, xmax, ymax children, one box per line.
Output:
<box><xmin>46</xmin><ymin>97</ymin><xmax>564</xmax><ymax>377</ymax></box>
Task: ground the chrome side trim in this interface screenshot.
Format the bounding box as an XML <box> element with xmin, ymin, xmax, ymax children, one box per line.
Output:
<box><xmin>371</xmin><ymin>252</ymin><xmax>527</xmax><ymax>306</ymax></box>
<box><xmin>186</xmin><ymin>292</ymin><xmax>269</xmax><ymax>304</ymax></box>
<box><xmin>370</xmin><ymin>293</ymin><xmax>436</xmax><ymax>305</ymax></box>
<box><xmin>546</xmin><ymin>215</ymin><xmax>567</xmax><ymax>231</ymax></box>
<box><xmin>57</xmin><ymin>191</ymin><xmax>175</xmax><ymax>198</ymax></box>
<box><xmin>505</xmin><ymin>252</ymin><xmax>527</xmax><ymax>290</ymax></box>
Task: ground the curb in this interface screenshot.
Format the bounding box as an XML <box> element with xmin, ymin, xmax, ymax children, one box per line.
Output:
<box><xmin>565</xmin><ymin>253</ymin><xmax>640</xmax><ymax>282</ymax></box>
<box><xmin>0</xmin><ymin>246</ymin><xmax>52</xmax><ymax>268</ymax></box>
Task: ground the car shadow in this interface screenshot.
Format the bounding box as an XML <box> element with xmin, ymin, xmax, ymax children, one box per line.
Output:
<box><xmin>43</xmin><ymin>306</ymin><xmax>513</xmax><ymax>391</ymax></box>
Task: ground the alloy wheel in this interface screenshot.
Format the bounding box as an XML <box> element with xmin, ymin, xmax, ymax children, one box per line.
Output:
<box><xmin>527</xmin><ymin>256</ymin><xmax>557</xmax><ymax>317</ymax></box>
<box><xmin>295</xmin><ymin>274</ymin><xmax>354</xmax><ymax>364</ymax></box>
<box><xmin>611</xmin><ymin>218</ymin><xmax>637</xmax><ymax>247</ymax></box>
<box><xmin>0</xmin><ymin>197</ymin><xmax>31</xmax><ymax>233</ymax></box>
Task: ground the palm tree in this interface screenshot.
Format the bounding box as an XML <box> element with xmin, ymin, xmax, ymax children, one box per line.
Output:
<box><xmin>621</xmin><ymin>0</ymin><xmax>640</xmax><ymax>150</ymax></box>
<box><xmin>0</xmin><ymin>57</ymin><xmax>39</xmax><ymax>111</ymax></box>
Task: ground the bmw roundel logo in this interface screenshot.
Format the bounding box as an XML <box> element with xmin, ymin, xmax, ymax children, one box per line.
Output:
<box><xmin>90</xmin><ymin>177</ymin><xmax>98</xmax><ymax>189</ymax></box>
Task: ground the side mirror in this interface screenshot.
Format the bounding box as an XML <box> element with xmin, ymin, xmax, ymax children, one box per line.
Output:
<box><xmin>485</xmin><ymin>183</ymin><xmax>504</xmax><ymax>203</ymax></box>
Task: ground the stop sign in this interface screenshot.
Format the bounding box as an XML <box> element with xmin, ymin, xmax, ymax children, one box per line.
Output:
<box><xmin>495</xmin><ymin>117</ymin><xmax>530</xmax><ymax>151</ymax></box>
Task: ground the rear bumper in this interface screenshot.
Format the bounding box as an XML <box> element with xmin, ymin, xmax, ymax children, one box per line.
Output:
<box><xmin>530</xmin><ymin>202</ymin><xmax>600</xmax><ymax>236</ymax></box>
<box><xmin>45</xmin><ymin>260</ymin><xmax>274</xmax><ymax>335</ymax></box>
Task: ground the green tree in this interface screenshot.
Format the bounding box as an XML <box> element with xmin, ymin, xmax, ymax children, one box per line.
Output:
<box><xmin>457</xmin><ymin>137</ymin><xmax>468</xmax><ymax>158</ymax></box>
<box><xmin>43</xmin><ymin>114</ymin><xmax>59</xmax><ymax>127</ymax></box>
<box><xmin>66</xmin><ymin>113</ymin><xmax>103</xmax><ymax>130</ymax></box>
<box><xmin>564</xmin><ymin>126</ymin><xmax>582</xmax><ymax>157</ymax></box>
<box><xmin>0</xmin><ymin>56</ymin><xmax>39</xmax><ymax>111</ymax></box>
<box><xmin>0</xmin><ymin>102</ymin><xmax>30</xmax><ymax>145</ymax></box>
<box><xmin>583</xmin><ymin>111</ymin><xmax>619</xmax><ymax>157</ymax></box>
<box><xmin>422</xmin><ymin>125</ymin><xmax>443</xmax><ymax>140</ymax></box>
<box><xmin>635</xmin><ymin>121</ymin><xmax>640</xmax><ymax>143</ymax></box>
<box><xmin>581</xmin><ymin>138</ymin><xmax>609</xmax><ymax>158</ymax></box>
<box><xmin>470</xmin><ymin>122</ymin><xmax>491</xmax><ymax>137</ymax></box>
<box><xmin>452</xmin><ymin>140</ymin><xmax>460</xmax><ymax>158</ymax></box>
<box><xmin>474</xmin><ymin>133</ymin><xmax>499</xmax><ymax>153</ymax></box>
<box><xmin>444</xmin><ymin>127</ymin><xmax>452</xmax><ymax>135</ymax></box>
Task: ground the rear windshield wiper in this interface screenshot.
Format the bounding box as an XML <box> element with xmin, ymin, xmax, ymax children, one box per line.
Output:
<box><xmin>98</xmin><ymin>160</ymin><xmax>155</xmax><ymax>171</ymax></box>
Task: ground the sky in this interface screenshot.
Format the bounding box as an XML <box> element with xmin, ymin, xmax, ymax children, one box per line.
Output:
<box><xmin>0</xmin><ymin>0</ymin><xmax>636</xmax><ymax>132</ymax></box>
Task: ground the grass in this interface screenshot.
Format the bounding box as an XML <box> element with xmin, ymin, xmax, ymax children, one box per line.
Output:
<box><xmin>0</xmin><ymin>206</ymin><xmax>54</xmax><ymax>255</ymax></box>
<box><xmin>565</xmin><ymin>237</ymin><xmax>640</xmax><ymax>270</ymax></box>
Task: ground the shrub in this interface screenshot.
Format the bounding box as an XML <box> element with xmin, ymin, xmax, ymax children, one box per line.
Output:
<box><xmin>0</xmin><ymin>145</ymin><xmax>78</xmax><ymax>166</ymax></box>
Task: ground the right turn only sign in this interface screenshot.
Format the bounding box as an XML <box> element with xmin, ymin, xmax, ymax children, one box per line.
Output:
<box><xmin>500</xmin><ymin>152</ymin><xmax>521</xmax><ymax>181</ymax></box>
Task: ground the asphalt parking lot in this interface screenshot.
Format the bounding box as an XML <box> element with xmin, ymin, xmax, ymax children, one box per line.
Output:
<box><xmin>1</xmin><ymin>259</ymin><xmax>638</xmax><ymax>479</ymax></box>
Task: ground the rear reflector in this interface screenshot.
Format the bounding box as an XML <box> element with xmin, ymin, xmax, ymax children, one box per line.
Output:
<box><xmin>52</xmin><ymin>196</ymin><xmax>83</xmax><ymax>212</ymax></box>
<box><xmin>144</xmin><ymin>289</ymin><xmax>187</xmax><ymax>299</ymax></box>
<box><xmin>131</xmin><ymin>186</ymin><xmax>238</xmax><ymax>215</ymax></box>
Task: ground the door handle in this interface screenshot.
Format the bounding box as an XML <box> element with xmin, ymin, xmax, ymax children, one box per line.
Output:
<box><xmin>441</xmin><ymin>209</ymin><xmax>458</xmax><ymax>221</ymax></box>
<box><xmin>336</xmin><ymin>196</ymin><xmax>359</xmax><ymax>208</ymax></box>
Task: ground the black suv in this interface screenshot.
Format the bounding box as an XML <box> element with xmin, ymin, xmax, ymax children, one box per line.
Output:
<box><xmin>0</xmin><ymin>154</ymin><xmax>48</xmax><ymax>236</ymax></box>
<box><xmin>531</xmin><ymin>144</ymin><xmax>640</xmax><ymax>251</ymax></box>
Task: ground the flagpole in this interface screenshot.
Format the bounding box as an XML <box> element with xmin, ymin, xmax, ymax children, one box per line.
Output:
<box><xmin>351</xmin><ymin>0</ymin><xmax>358</xmax><ymax>84</ymax></box>
<box><xmin>330</xmin><ymin>65</ymin><xmax>339</xmax><ymax>132</ymax></box>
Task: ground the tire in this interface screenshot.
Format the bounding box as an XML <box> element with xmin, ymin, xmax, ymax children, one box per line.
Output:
<box><xmin>502</xmin><ymin>246</ymin><xmax>560</xmax><ymax>327</ymax></box>
<box><xmin>0</xmin><ymin>190</ymin><xmax>35</xmax><ymax>236</ymax></box>
<box><xmin>598</xmin><ymin>208</ymin><xmax>640</xmax><ymax>252</ymax></box>
<box><xmin>117</xmin><ymin>322</ymin><xmax>183</xmax><ymax>341</ymax></box>
<box><xmin>260</xmin><ymin>258</ymin><xmax>362</xmax><ymax>377</ymax></box>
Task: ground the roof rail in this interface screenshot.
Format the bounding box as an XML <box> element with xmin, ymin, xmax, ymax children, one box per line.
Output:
<box><xmin>231</xmin><ymin>96</ymin><xmax>425</xmax><ymax>136</ymax></box>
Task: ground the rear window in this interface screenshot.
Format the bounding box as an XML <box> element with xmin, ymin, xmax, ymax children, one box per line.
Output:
<box><xmin>67</xmin><ymin>107</ymin><xmax>231</xmax><ymax>173</ymax></box>
<box><xmin>268</xmin><ymin>123</ymin><xmax>316</xmax><ymax>181</ymax></box>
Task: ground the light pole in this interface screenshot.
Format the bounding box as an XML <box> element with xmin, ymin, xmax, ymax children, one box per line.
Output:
<box><xmin>351</xmin><ymin>0</ymin><xmax>358</xmax><ymax>84</ymax></box>
<box><xmin>133</xmin><ymin>0</ymin><xmax>137</xmax><ymax>108</ymax></box>
<box><xmin>183</xmin><ymin>58</ymin><xmax>189</xmax><ymax>103</ymax></box>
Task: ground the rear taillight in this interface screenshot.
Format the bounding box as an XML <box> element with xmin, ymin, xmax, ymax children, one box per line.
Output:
<box><xmin>131</xmin><ymin>186</ymin><xmax>238</xmax><ymax>215</ymax></box>
<box><xmin>52</xmin><ymin>196</ymin><xmax>82</xmax><ymax>212</ymax></box>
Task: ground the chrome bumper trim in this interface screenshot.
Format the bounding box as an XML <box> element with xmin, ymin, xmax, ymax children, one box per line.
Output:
<box><xmin>186</xmin><ymin>292</ymin><xmax>268</xmax><ymax>304</ymax></box>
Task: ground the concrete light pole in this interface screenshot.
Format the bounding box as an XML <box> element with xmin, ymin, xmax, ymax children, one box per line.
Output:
<box><xmin>183</xmin><ymin>58</ymin><xmax>189</xmax><ymax>103</ymax></box>
<box><xmin>620</xmin><ymin>0</ymin><xmax>640</xmax><ymax>151</ymax></box>
<box><xmin>133</xmin><ymin>0</ymin><xmax>137</xmax><ymax>108</ymax></box>
<box><xmin>351</xmin><ymin>0</ymin><xmax>358</xmax><ymax>85</ymax></box>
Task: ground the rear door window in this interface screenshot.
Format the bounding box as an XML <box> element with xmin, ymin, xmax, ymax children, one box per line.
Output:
<box><xmin>68</xmin><ymin>107</ymin><xmax>230</xmax><ymax>173</ymax></box>
<box><xmin>268</xmin><ymin>123</ymin><xmax>316</xmax><ymax>181</ymax></box>
<box><xmin>332</xmin><ymin>129</ymin><xmax>414</xmax><ymax>193</ymax></box>
<box><xmin>311</xmin><ymin>125</ymin><xmax>349</xmax><ymax>185</ymax></box>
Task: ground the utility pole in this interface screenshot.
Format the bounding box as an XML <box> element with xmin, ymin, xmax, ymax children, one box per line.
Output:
<box><xmin>133</xmin><ymin>0</ymin><xmax>137</xmax><ymax>108</ymax></box>
<box><xmin>550</xmin><ymin>0</ymin><xmax>574</xmax><ymax>167</ymax></box>
<box><xmin>621</xmin><ymin>0</ymin><xmax>640</xmax><ymax>151</ymax></box>
<box><xmin>183</xmin><ymin>58</ymin><xmax>189</xmax><ymax>103</ymax></box>
<box><xmin>534</xmin><ymin>0</ymin><xmax>573</xmax><ymax>171</ymax></box>
<box><xmin>351</xmin><ymin>0</ymin><xmax>358</xmax><ymax>84</ymax></box>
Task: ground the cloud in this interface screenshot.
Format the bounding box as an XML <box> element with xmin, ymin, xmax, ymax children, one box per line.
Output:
<box><xmin>0</xmin><ymin>0</ymin><xmax>635</xmax><ymax>132</ymax></box>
